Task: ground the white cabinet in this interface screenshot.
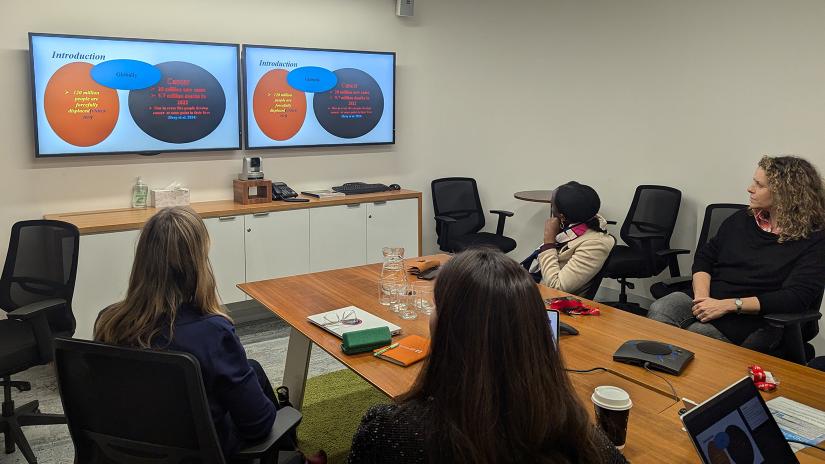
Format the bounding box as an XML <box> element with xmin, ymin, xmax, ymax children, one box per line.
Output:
<box><xmin>73</xmin><ymin>230</ymin><xmax>139</xmax><ymax>339</ymax></box>
<box><xmin>204</xmin><ymin>216</ymin><xmax>247</xmax><ymax>304</ymax></box>
<box><xmin>310</xmin><ymin>204</ymin><xmax>368</xmax><ymax>272</ymax></box>
<box><xmin>245</xmin><ymin>209</ymin><xmax>310</xmax><ymax>282</ymax></box>
<box><xmin>366</xmin><ymin>198</ymin><xmax>420</xmax><ymax>263</ymax></box>
<box><xmin>65</xmin><ymin>194</ymin><xmax>419</xmax><ymax>338</ymax></box>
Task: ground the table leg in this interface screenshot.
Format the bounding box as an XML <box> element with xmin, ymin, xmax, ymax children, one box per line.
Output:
<box><xmin>283</xmin><ymin>327</ymin><xmax>312</xmax><ymax>410</ymax></box>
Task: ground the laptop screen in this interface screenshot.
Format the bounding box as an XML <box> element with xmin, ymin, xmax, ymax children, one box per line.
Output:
<box><xmin>546</xmin><ymin>310</ymin><xmax>559</xmax><ymax>347</ymax></box>
<box><xmin>681</xmin><ymin>377</ymin><xmax>797</xmax><ymax>464</ymax></box>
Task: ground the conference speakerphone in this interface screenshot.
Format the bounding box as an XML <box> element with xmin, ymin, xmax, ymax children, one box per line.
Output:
<box><xmin>613</xmin><ymin>340</ymin><xmax>695</xmax><ymax>375</ymax></box>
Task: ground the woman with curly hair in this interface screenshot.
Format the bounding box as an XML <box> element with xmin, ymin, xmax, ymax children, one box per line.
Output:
<box><xmin>648</xmin><ymin>155</ymin><xmax>825</xmax><ymax>351</ymax></box>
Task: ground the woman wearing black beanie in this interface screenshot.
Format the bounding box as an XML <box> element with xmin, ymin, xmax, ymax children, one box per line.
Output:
<box><xmin>535</xmin><ymin>181</ymin><xmax>614</xmax><ymax>296</ymax></box>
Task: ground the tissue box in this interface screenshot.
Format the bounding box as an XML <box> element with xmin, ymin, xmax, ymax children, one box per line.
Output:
<box><xmin>151</xmin><ymin>188</ymin><xmax>190</xmax><ymax>208</ymax></box>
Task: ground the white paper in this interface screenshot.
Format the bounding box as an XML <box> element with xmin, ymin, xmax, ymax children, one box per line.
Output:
<box><xmin>767</xmin><ymin>396</ymin><xmax>825</xmax><ymax>452</ymax></box>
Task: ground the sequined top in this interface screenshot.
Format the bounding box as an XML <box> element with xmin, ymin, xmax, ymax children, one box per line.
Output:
<box><xmin>347</xmin><ymin>401</ymin><xmax>629</xmax><ymax>464</ymax></box>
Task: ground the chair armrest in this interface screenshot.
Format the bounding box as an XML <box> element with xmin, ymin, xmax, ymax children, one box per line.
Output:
<box><xmin>489</xmin><ymin>209</ymin><xmax>514</xmax><ymax>218</ymax></box>
<box><xmin>489</xmin><ymin>210</ymin><xmax>514</xmax><ymax>235</ymax></box>
<box><xmin>234</xmin><ymin>406</ymin><xmax>303</xmax><ymax>458</ymax></box>
<box><xmin>434</xmin><ymin>215</ymin><xmax>457</xmax><ymax>224</ymax></box>
<box><xmin>763</xmin><ymin>311</ymin><xmax>822</xmax><ymax>327</ymax></box>
<box><xmin>659</xmin><ymin>276</ymin><xmax>692</xmax><ymax>287</ymax></box>
<box><xmin>434</xmin><ymin>215</ymin><xmax>457</xmax><ymax>251</ymax></box>
<box><xmin>656</xmin><ymin>248</ymin><xmax>690</xmax><ymax>258</ymax></box>
<box><xmin>625</xmin><ymin>232</ymin><xmax>665</xmax><ymax>240</ymax></box>
<box><xmin>8</xmin><ymin>299</ymin><xmax>64</xmax><ymax>362</ymax></box>
<box><xmin>8</xmin><ymin>298</ymin><xmax>66</xmax><ymax>320</ymax></box>
<box><xmin>656</xmin><ymin>248</ymin><xmax>689</xmax><ymax>277</ymax></box>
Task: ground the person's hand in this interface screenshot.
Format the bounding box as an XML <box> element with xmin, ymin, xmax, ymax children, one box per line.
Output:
<box><xmin>692</xmin><ymin>297</ymin><xmax>734</xmax><ymax>323</ymax></box>
<box><xmin>544</xmin><ymin>217</ymin><xmax>561</xmax><ymax>244</ymax></box>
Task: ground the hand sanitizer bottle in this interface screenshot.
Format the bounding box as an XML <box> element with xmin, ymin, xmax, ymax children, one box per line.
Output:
<box><xmin>132</xmin><ymin>177</ymin><xmax>148</xmax><ymax>208</ymax></box>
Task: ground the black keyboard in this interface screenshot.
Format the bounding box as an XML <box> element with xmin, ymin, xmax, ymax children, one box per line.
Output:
<box><xmin>332</xmin><ymin>182</ymin><xmax>391</xmax><ymax>195</ymax></box>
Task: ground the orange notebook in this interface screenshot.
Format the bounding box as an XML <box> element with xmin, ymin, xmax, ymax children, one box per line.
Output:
<box><xmin>373</xmin><ymin>335</ymin><xmax>430</xmax><ymax>367</ymax></box>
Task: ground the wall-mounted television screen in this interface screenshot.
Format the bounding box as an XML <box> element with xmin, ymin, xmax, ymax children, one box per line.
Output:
<box><xmin>243</xmin><ymin>45</ymin><xmax>395</xmax><ymax>150</ymax></box>
<box><xmin>29</xmin><ymin>33</ymin><xmax>241</xmax><ymax>157</ymax></box>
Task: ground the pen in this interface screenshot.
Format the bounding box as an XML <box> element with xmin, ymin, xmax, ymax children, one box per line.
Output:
<box><xmin>374</xmin><ymin>343</ymin><xmax>399</xmax><ymax>356</ymax></box>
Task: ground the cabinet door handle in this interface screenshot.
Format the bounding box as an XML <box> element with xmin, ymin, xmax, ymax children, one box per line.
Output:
<box><xmin>373</xmin><ymin>201</ymin><xmax>387</xmax><ymax>206</ymax></box>
<box><xmin>347</xmin><ymin>204</ymin><xmax>361</xmax><ymax>208</ymax></box>
<box><xmin>252</xmin><ymin>212</ymin><xmax>270</xmax><ymax>217</ymax></box>
<box><xmin>218</xmin><ymin>216</ymin><xmax>237</xmax><ymax>222</ymax></box>
<box><xmin>247</xmin><ymin>228</ymin><xmax>252</xmax><ymax>232</ymax></box>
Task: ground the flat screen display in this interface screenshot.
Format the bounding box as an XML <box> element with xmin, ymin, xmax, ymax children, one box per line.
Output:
<box><xmin>29</xmin><ymin>33</ymin><xmax>241</xmax><ymax>157</ymax></box>
<box><xmin>243</xmin><ymin>45</ymin><xmax>395</xmax><ymax>149</ymax></box>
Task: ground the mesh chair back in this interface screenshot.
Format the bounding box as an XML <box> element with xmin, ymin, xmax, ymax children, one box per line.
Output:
<box><xmin>431</xmin><ymin>178</ymin><xmax>485</xmax><ymax>241</ymax></box>
<box><xmin>0</xmin><ymin>220</ymin><xmax>79</xmax><ymax>335</ymax></box>
<box><xmin>54</xmin><ymin>338</ymin><xmax>226</xmax><ymax>464</ymax></box>
<box><xmin>697</xmin><ymin>204</ymin><xmax>747</xmax><ymax>249</ymax></box>
<box><xmin>620</xmin><ymin>186</ymin><xmax>682</xmax><ymax>273</ymax></box>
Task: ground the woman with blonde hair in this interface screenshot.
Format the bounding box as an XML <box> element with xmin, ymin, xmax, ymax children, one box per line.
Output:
<box><xmin>648</xmin><ymin>156</ymin><xmax>825</xmax><ymax>351</ymax></box>
<box><xmin>95</xmin><ymin>207</ymin><xmax>324</xmax><ymax>462</ymax></box>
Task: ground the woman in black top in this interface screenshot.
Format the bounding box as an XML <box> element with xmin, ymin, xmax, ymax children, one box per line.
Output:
<box><xmin>348</xmin><ymin>248</ymin><xmax>627</xmax><ymax>464</ymax></box>
<box><xmin>649</xmin><ymin>155</ymin><xmax>825</xmax><ymax>351</ymax></box>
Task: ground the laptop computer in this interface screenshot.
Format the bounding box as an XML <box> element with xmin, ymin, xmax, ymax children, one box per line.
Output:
<box><xmin>546</xmin><ymin>309</ymin><xmax>560</xmax><ymax>347</ymax></box>
<box><xmin>680</xmin><ymin>376</ymin><xmax>798</xmax><ymax>463</ymax></box>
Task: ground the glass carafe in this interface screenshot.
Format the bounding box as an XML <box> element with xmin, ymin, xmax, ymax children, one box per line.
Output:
<box><xmin>379</xmin><ymin>247</ymin><xmax>408</xmax><ymax>309</ymax></box>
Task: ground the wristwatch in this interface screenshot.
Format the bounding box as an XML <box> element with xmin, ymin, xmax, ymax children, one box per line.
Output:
<box><xmin>734</xmin><ymin>298</ymin><xmax>743</xmax><ymax>315</ymax></box>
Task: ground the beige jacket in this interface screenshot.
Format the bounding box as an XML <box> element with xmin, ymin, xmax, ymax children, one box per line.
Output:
<box><xmin>538</xmin><ymin>215</ymin><xmax>614</xmax><ymax>296</ymax></box>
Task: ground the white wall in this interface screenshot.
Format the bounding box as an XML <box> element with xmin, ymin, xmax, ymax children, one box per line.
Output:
<box><xmin>2</xmin><ymin>0</ymin><xmax>824</xmax><ymax>352</ymax></box>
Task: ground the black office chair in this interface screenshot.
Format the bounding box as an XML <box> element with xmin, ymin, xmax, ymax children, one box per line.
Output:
<box><xmin>601</xmin><ymin>186</ymin><xmax>682</xmax><ymax>315</ymax></box>
<box><xmin>431</xmin><ymin>177</ymin><xmax>516</xmax><ymax>253</ymax></box>
<box><xmin>54</xmin><ymin>338</ymin><xmax>303</xmax><ymax>464</ymax></box>
<box><xmin>1</xmin><ymin>220</ymin><xmax>79</xmax><ymax>463</ymax></box>
<box><xmin>649</xmin><ymin>203</ymin><xmax>747</xmax><ymax>299</ymax></box>
<box><xmin>763</xmin><ymin>290</ymin><xmax>823</xmax><ymax>365</ymax></box>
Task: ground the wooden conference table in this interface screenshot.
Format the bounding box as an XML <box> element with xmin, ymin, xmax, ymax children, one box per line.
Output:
<box><xmin>239</xmin><ymin>254</ymin><xmax>825</xmax><ymax>463</ymax></box>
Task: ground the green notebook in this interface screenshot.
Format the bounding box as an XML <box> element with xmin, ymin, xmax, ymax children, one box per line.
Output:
<box><xmin>341</xmin><ymin>326</ymin><xmax>393</xmax><ymax>355</ymax></box>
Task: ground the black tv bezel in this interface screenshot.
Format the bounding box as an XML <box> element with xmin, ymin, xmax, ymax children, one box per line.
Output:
<box><xmin>29</xmin><ymin>32</ymin><xmax>243</xmax><ymax>158</ymax></box>
<box><xmin>241</xmin><ymin>44</ymin><xmax>396</xmax><ymax>151</ymax></box>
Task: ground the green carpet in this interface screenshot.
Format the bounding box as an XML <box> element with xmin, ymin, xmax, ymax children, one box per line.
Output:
<box><xmin>297</xmin><ymin>369</ymin><xmax>391</xmax><ymax>464</ymax></box>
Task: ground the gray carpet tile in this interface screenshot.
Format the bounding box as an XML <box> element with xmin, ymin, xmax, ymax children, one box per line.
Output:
<box><xmin>1</xmin><ymin>322</ymin><xmax>345</xmax><ymax>464</ymax></box>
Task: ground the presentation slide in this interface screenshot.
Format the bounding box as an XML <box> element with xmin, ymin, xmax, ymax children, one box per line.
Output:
<box><xmin>244</xmin><ymin>46</ymin><xmax>395</xmax><ymax>149</ymax></box>
<box><xmin>30</xmin><ymin>34</ymin><xmax>241</xmax><ymax>156</ymax></box>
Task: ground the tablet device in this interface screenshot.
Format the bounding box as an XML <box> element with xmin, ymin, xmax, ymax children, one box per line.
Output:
<box><xmin>680</xmin><ymin>376</ymin><xmax>797</xmax><ymax>464</ymax></box>
<box><xmin>546</xmin><ymin>309</ymin><xmax>560</xmax><ymax>347</ymax></box>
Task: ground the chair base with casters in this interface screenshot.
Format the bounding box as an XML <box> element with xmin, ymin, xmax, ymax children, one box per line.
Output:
<box><xmin>0</xmin><ymin>299</ymin><xmax>70</xmax><ymax>464</ymax></box>
<box><xmin>598</xmin><ymin>277</ymin><xmax>650</xmax><ymax>316</ymax></box>
<box><xmin>1</xmin><ymin>383</ymin><xmax>66</xmax><ymax>463</ymax></box>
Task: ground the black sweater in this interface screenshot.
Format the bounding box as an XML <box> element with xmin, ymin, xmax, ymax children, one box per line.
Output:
<box><xmin>692</xmin><ymin>210</ymin><xmax>825</xmax><ymax>344</ymax></box>
<box><xmin>348</xmin><ymin>401</ymin><xmax>628</xmax><ymax>464</ymax></box>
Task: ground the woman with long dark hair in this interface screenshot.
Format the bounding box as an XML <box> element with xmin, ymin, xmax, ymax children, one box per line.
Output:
<box><xmin>348</xmin><ymin>248</ymin><xmax>626</xmax><ymax>464</ymax></box>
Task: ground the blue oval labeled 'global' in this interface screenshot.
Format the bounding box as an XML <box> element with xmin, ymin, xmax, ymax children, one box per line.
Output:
<box><xmin>90</xmin><ymin>60</ymin><xmax>161</xmax><ymax>90</ymax></box>
<box><xmin>287</xmin><ymin>66</ymin><xmax>337</xmax><ymax>93</ymax></box>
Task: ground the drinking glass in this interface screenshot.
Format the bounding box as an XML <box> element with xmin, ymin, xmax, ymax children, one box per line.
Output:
<box><xmin>411</xmin><ymin>282</ymin><xmax>434</xmax><ymax>315</ymax></box>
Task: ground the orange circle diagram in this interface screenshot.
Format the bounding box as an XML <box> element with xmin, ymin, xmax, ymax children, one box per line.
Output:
<box><xmin>253</xmin><ymin>69</ymin><xmax>307</xmax><ymax>141</ymax></box>
<box><xmin>44</xmin><ymin>62</ymin><xmax>119</xmax><ymax>147</ymax></box>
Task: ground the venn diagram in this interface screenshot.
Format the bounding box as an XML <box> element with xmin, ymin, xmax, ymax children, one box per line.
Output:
<box><xmin>252</xmin><ymin>67</ymin><xmax>384</xmax><ymax>141</ymax></box>
<box><xmin>44</xmin><ymin>59</ymin><xmax>225</xmax><ymax>147</ymax></box>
